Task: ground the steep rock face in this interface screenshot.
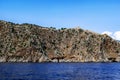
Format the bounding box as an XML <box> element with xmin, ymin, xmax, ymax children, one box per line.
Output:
<box><xmin>0</xmin><ymin>20</ymin><xmax>120</xmax><ymax>62</ymax></box>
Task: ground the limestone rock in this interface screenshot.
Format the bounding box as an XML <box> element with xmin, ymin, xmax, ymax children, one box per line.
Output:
<box><xmin>0</xmin><ymin>20</ymin><xmax>120</xmax><ymax>62</ymax></box>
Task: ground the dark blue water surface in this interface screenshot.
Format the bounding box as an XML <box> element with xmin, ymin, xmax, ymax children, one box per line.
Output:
<box><xmin>0</xmin><ymin>63</ymin><xmax>120</xmax><ymax>80</ymax></box>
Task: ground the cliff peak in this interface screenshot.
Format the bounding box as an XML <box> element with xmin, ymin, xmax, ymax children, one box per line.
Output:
<box><xmin>0</xmin><ymin>20</ymin><xmax>120</xmax><ymax>62</ymax></box>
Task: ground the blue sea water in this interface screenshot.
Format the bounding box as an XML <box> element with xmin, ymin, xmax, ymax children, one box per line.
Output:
<box><xmin>0</xmin><ymin>62</ymin><xmax>120</xmax><ymax>80</ymax></box>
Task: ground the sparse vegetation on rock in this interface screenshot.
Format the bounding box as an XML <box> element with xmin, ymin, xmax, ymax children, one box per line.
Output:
<box><xmin>0</xmin><ymin>20</ymin><xmax>120</xmax><ymax>62</ymax></box>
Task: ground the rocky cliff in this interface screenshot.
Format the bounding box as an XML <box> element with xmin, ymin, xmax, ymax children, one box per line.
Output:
<box><xmin>0</xmin><ymin>20</ymin><xmax>120</xmax><ymax>62</ymax></box>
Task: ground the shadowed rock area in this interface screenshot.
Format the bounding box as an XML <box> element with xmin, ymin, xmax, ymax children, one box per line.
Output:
<box><xmin>0</xmin><ymin>20</ymin><xmax>120</xmax><ymax>62</ymax></box>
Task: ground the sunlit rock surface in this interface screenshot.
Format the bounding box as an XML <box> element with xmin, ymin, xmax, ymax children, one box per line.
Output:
<box><xmin>0</xmin><ymin>20</ymin><xmax>120</xmax><ymax>62</ymax></box>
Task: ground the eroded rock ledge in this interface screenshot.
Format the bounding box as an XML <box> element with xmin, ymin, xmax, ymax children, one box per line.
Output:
<box><xmin>0</xmin><ymin>20</ymin><xmax>120</xmax><ymax>62</ymax></box>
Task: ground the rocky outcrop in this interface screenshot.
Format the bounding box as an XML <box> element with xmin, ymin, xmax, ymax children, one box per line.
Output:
<box><xmin>0</xmin><ymin>20</ymin><xmax>120</xmax><ymax>62</ymax></box>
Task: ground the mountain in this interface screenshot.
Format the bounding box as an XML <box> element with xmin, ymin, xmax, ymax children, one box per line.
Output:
<box><xmin>0</xmin><ymin>20</ymin><xmax>120</xmax><ymax>62</ymax></box>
